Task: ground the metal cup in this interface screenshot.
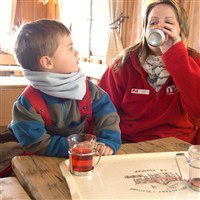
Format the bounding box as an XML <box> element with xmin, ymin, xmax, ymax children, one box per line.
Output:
<box><xmin>175</xmin><ymin>145</ymin><xmax>200</xmax><ymax>192</ymax></box>
<box><xmin>146</xmin><ymin>28</ymin><xmax>168</xmax><ymax>47</ymax></box>
<box><xmin>67</xmin><ymin>133</ymin><xmax>105</xmax><ymax>176</ymax></box>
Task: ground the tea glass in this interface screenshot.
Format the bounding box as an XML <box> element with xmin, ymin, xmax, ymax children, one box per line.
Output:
<box><xmin>67</xmin><ymin>133</ymin><xmax>105</xmax><ymax>176</ymax></box>
<box><xmin>175</xmin><ymin>145</ymin><xmax>200</xmax><ymax>192</ymax></box>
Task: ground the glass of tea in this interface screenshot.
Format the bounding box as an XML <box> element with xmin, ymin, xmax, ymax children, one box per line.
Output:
<box><xmin>67</xmin><ymin>133</ymin><xmax>105</xmax><ymax>176</ymax></box>
<box><xmin>175</xmin><ymin>145</ymin><xmax>200</xmax><ymax>192</ymax></box>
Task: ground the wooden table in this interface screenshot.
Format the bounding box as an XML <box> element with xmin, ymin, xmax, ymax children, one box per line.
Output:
<box><xmin>0</xmin><ymin>177</ymin><xmax>31</xmax><ymax>200</ymax></box>
<box><xmin>12</xmin><ymin>137</ymin><xmax>191</xmax><ymax>200</ymax></box>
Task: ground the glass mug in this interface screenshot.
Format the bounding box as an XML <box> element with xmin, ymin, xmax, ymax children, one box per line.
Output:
<box><xmin>67</xmin><ymin>133</ymin><xmax>106</xmax><ymax>176</ymax></box>
<box><xmin>175</xmin><ymin>145</ymin><xmax>200</xmax><ymax>192</ymax></box>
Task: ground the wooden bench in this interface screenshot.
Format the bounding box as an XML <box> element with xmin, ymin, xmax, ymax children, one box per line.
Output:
<box><xmin>0</xmin><ymin>177</ymin><xmax>31</xmax><ymax>199</ymax></box>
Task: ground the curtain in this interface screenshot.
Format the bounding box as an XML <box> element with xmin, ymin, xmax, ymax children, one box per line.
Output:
<box><xmin>10</xmin><ymin>0</ymin><xmax>17</xmax><ymax>27</ymax></box>
<box><xmin>121</xmin><ymin>0</ymin><xmax>143</xmax><ymax>48</ymax></box>
<box><xmin>47</xmin><ymin>0</ymin><xmax>59</xmax><ymax>19</ymax></box>
<box><xmin>178</xmin><ymin>0</ymin><xmax>200</xmax><ymax>52</ymax></box>
<box><xmin>105</xmin><ymin>0</ymin><xmax>124</xmax><ymax>65</ymax></box>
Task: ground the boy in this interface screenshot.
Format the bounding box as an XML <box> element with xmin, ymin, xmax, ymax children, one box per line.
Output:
<box><xmin>11</xmin><ymin>19</ymin><xmax>121</xmax><ymax>157</ymax></box>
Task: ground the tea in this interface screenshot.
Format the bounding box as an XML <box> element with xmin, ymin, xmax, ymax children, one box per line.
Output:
<box><xmin>70</xmin><ymin>146</ymin><xmax>94</xmax><ymax>172</ymax></box>
<box><xmin>67</xmin><ymin>133</ymin><xmax>105</xmax><ymax>175</ymax></box>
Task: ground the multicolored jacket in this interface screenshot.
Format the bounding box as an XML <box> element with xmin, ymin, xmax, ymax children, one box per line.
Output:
<box><xmin>11</xmin><ymin>80</ymin><xmax>121</xmax><ymax>157</ymax></box>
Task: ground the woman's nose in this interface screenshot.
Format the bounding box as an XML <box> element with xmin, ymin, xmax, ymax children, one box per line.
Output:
<box><xmin>74</xmin><ymin>49</ymin><xmax>79</xmax><ymax>57</ymax></box>
<box><xmin>158</xmin><ymin>21</ymin><xmax>164</xmax><ymax>27</ymax></box>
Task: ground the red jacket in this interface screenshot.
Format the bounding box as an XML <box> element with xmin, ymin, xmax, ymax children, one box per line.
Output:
<box><xmin>99</xmin><ymin>42</ymin><xmax>200</xmax><ymax>144</ymax></box>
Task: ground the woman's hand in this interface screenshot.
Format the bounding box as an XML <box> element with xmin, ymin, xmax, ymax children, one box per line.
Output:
<box><xmin>160</xmin><ymin>23</ymin><xmax>181</xmax><ymax>53</ymax></box>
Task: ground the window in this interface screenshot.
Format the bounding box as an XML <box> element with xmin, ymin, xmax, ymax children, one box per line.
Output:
<box><xmin>90</xmin><ymin>0</ymin><xmax>109</xmax><ymax>58</ymax></box>
<box><xmin>59</xmin><ymin>0</ymin><xmax>109</xmax><ymax>62</ymax></box>
<box><xmin>0</xmin><ymin>0</ymin><xmax>16</xmax><ymax>53</ymax></box>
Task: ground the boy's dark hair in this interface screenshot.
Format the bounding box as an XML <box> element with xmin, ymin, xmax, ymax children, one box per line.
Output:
<box><xmin>14</xmin><ymin>19</ymin><xmax>70</xmax><ymax>71</ymax></box>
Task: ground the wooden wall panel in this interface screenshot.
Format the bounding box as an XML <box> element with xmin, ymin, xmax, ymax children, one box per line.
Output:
<box><xmin>14</xmin><ymin>0</ymin><xmax>48</xmax><ymax>26</ymax></box>
<box><xmin>0</xmin><ymin>87</ymin><xmax>26</xmax><ymax>126</ymax></box>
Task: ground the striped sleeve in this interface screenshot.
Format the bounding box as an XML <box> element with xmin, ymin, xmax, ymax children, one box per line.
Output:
<box><xmin>11</xmin><ymin>95</ymin><xmax>69</xmax><ymax>157</ymax></box>
<box><xmin>90</xmin><ymin>81</ymin><xmax>121</xmax><ymax>153</ymax></box>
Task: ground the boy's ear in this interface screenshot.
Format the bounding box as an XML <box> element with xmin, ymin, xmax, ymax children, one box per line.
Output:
<box><xmin>39</xmin><ymin>56</ymin><xmax>53</xmax><ymax>70</ymax></box>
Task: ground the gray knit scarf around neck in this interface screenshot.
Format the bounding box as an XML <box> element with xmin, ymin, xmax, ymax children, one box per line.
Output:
<box><xmin>141</xmin><ymin>55</ymin><xmax>170</xmax><ymax>92</ymax></box>
<box><xmin>23</xmin><ymin>69</ymin><xmax>86</xmax><ymax>100</ymax></box>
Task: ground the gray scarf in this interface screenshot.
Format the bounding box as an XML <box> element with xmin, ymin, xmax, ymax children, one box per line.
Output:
<box><xmin>141</xmin><ymin>55</ymin><xmax>170</xmax><ymax>92</ymax></box>
<box><xmin>23</xmin><ymin>69</ymin><xmax>86</xmax><ymax>100</ymax></box>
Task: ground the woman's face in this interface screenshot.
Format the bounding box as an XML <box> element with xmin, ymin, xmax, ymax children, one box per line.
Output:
<box><xmin>146</xmin><ymin>4</ymin><xmax>181</xmax><ymax>54</ymax></box>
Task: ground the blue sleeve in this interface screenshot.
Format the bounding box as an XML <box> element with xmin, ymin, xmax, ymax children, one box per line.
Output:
<box><xmin>92</xmin><ymin>92</ymin><xmax>121</xmax><ymax>153</ymax></box>
<box><xmin>12</xmin><ymin>121</ymin><xmax>46</xmax><ymax>147</ymax></box>
<box><xmin>12</xmin><ymin>96</ymin><xmax>69</xmax><ymax>157</ymax></box>
<box><xmin>12</xmin><ymin>120</ymin><xmax>69</xmax><ymax>157</ymax></box>
<box><xmin>46</xmin><ymin>136</ymin><xmax>69</xmax><ymax>157</ymax></box>
<box><xmin>97</xmin><ymin>130</ymin><xmax>121</xmax><ymax>154</ymax></box>
<box><xmin>92</xmin><ymin>93</ymin><xmax>117</xmax><ymax>117</ymax></box>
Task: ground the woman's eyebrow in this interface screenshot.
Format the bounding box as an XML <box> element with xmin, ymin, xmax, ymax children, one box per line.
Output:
<box><xmin>150</xmin><ymin>16</ymin><xmax>174</xmax><ymax>19</ymax></box>
<box><xmin>67</xmin><ymin>42</ymin><xmax>73</xmax><ymax>47</ymax></box>
<box><xmin>149</xmin><ymin>17</ymin><xmax>159</xmax><ymax>19</ymax></box>
<box><xmin>165</xmin><ymin>17</ymin><xmax>174</xmax><ymax>19</ymax></box>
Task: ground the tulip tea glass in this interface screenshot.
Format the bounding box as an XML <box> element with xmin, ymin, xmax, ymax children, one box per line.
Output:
<box><xmin>67</xmin><ymin>134</ymin><xmax>105</xmax><ymax>176</ymax></box>
<box><xmin>175</xmin><ymin>145</ymin><xmax>200</xmax><ymax>192</ymax></box>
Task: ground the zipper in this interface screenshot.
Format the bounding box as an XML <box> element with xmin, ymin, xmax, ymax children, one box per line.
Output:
<box><xmin>155</xmin><ymin>92</ymin><xmax>159</xmax><ymax>100</ymax></box>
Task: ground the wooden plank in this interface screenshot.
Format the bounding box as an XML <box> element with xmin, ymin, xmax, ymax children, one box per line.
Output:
<box><xmin>0</xmin><ymin>54</ymin><xmax>16</xmax><ymax>65</ymax></box>
<box><xmin>0</xmin><ymin>177</ymin><xmax>31</xmax><ymax>200</ymax></box>
<box><xmin>12</xmin><ymin>156</ymin><xmax>69</xmax><ymax>200</ymax></box>
<box><xmin>117</xmin><ymin>137</ymin><xmax>191</xmax><ymax>154</ymax></box>
<box><xmin>11</xmin><ymin>137</ymin><xmax>191</xmax><ymax>200</ymax></box>
<box><xmin>0</xmin><ymin>87</ymin><xmax>26</xmax><ymax>126</ymax></box>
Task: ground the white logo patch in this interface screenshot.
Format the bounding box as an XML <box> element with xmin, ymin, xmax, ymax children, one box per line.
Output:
<box><xmin>166</xmin><ymin>85</ymin><xmax>179</xmax><ymax>95</ymax></box>
<box><xmin>131</xmin><ymin>89</ymin><xmax>150</xmax><ymax>95</ymax></box>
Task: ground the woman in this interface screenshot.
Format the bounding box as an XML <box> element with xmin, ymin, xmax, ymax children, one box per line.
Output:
<box><xmin>98</xmin><ymin>0</ymin><xmax>200</xmax><ymax>144</ymax></box>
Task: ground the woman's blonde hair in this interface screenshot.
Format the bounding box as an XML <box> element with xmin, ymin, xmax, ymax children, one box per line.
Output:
<box><xmin>113</xmin><ymin>0</ymin><xmax>190</xmax><ymax>71</ymax></box>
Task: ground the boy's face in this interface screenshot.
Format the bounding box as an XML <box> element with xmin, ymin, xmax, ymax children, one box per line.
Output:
<box><xmin>50</xmin><ymin>35</ymin><xmax>79</xmax><ymax>74</ymax></box>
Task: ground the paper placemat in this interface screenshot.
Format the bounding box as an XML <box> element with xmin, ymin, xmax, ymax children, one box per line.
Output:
<box><xmin>60</xmin><ymin>152</ymin><xmax>199</xmax><ymax>199</ymax></box>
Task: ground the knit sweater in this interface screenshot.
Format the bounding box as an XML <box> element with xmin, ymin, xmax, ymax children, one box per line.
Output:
<box><xmin>98</xmin><ymin>42</ymin><xmax>200</xmax><ymax>144</ymax></box>
<box><xmin>11</xmin><ymin>80</ymin><xmax>121</xmax><ymax>157</ymax></box>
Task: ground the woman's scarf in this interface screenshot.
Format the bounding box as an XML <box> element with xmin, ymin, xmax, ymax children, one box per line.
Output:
<box><xmin>141</xmin><ymin>55</ymin><xmax>170</xmax><ymax>92</ymax></box>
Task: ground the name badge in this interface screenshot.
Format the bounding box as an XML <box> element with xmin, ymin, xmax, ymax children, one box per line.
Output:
<box><xmin>131</xmin><ymin>88</ymin><xmax>150</xmax><ymax>95</ymax></box>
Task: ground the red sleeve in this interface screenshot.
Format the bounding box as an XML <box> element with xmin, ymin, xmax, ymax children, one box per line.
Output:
<box><xmin>98</xmin><ymin>66</ymin><xmax>125</xmax><ymax>111</ymax></box>
<box><xmin>162</xmin><ymin>41</ymin><xmax>200</xmax><ymax>119</ymax></box>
